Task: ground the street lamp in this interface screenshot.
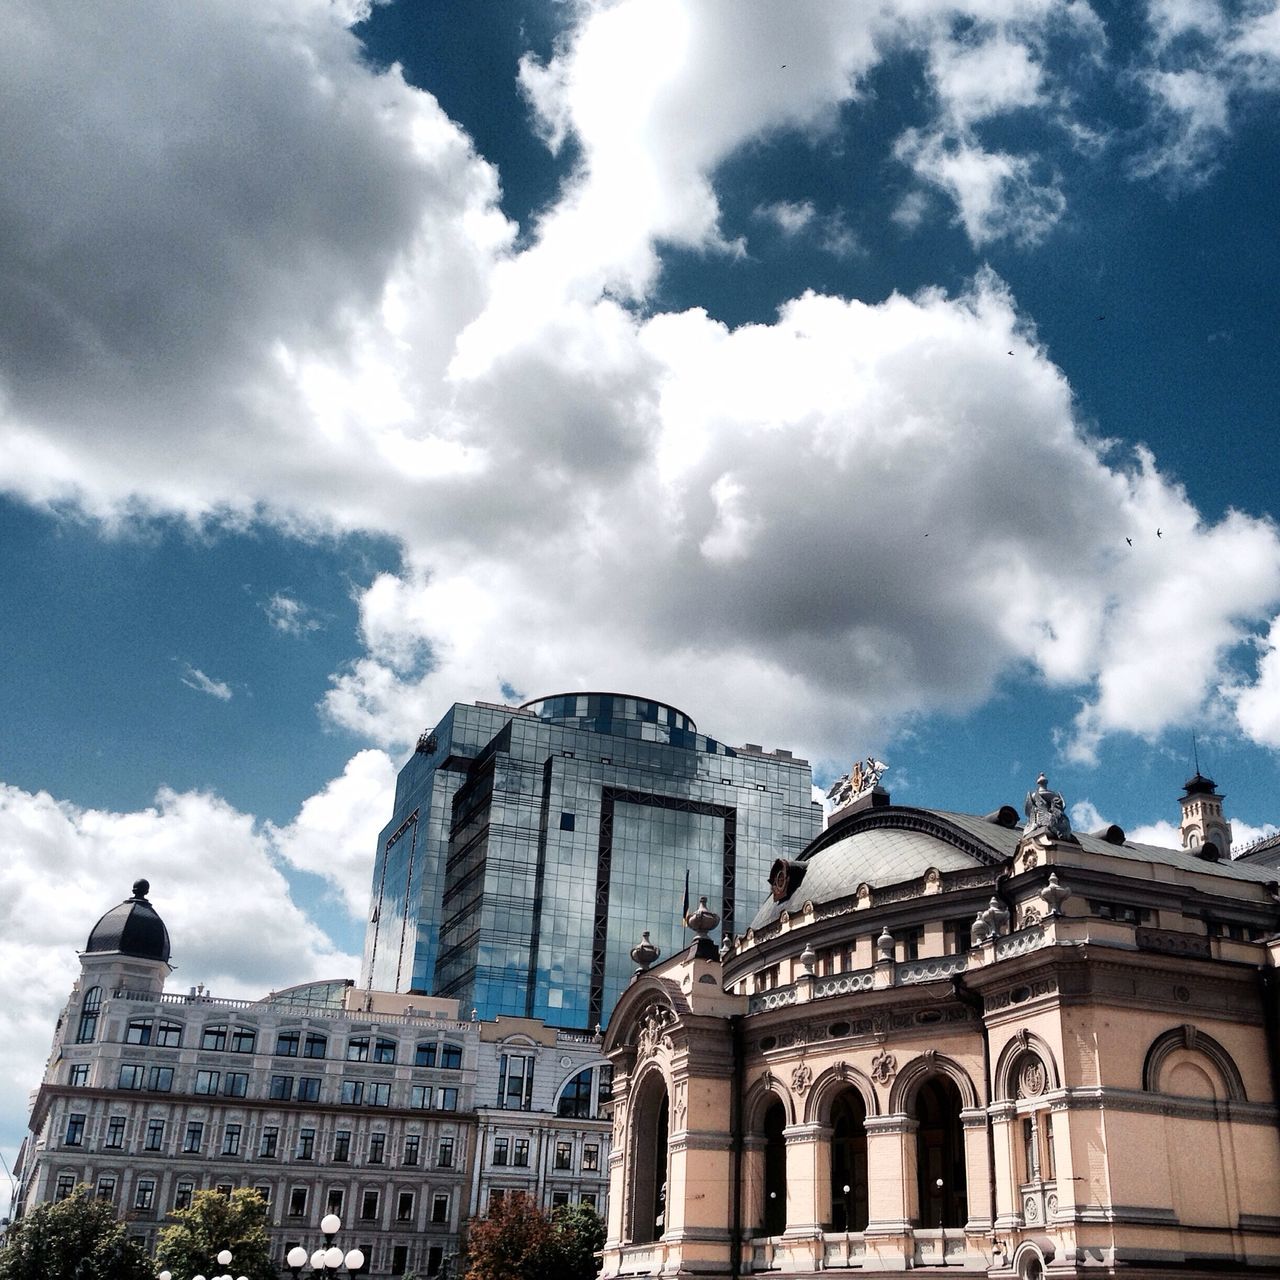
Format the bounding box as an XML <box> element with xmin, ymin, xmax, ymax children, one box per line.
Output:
<box><xmin>935</xmin><ymin>1178</ymin><xmax>947</xmax><ymax>1267</ymax></box>
<box><xmin>285</xmin><ymin>1215</ymin><xmax>366</xmax><ymax>1276</ymax></box>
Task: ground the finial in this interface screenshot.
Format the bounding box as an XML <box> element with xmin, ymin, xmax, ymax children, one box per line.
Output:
<box><xmin>686</xmin><ymin>895</ymin><xmax>719</xmax><ymax>939</ymax></box>
<box><xmin>630</xmin><ymin>931</ymin><xmax>660</xmax><ymax>974</ymax></box>
<box><xmin>131</xmin><ymin>878</ymin><xmax>150</xmax><ymax>900</ymax></box>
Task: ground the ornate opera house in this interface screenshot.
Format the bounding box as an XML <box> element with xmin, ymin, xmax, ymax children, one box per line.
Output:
<box><xmin>599</xmin><ymin>769</ymin><xmax>1280</xmax><ymax>1279</ymax></box>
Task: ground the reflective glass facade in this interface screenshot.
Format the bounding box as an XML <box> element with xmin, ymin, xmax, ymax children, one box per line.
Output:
<box><xmin>362</xmin><ymin>693</ymin><xmax>820</xmax><ymax>1028</ymax></box>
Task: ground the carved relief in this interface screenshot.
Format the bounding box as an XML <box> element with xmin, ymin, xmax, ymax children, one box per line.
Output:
<box><xmin>673</xmin><ymin>1081</ymin><xmax>688</xmax><ymax>1128</ymax></box>
<box><xmin>791</xmin><ymin>1063</ymin><xmax>813</xmax><ymax>1096</ymax></box>
<box><xmin>870</xmin><ymin>1049</ymin><xmax>897</xmax><ymax>1086</ymax></box>
<box><xmin>1016</xmin><ymin>1057</ymin><xmax>1047</xmax><ymax>1098</ymax></box>
<box><xmin>636</xmin><ymin>1006</ymin><xmax>674</xmax><ymax>1058</ymax></box>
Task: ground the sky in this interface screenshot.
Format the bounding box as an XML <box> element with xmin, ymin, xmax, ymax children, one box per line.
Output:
<box><xmin>3</xmin><ymin>0</ymin><xmax>1280</xmax><ymax>1177</ymax></box>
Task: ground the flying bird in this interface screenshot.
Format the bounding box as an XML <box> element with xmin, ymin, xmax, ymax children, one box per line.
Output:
<box><xmin>1126</xmin><ymin>537</ymin><xmax>1132</xmax><ymax>546</ymax></box>
<box><xmin>1096</xmin><ymin>314</ymin><xmax>1106</xmax><ymax>321</ymax></box>
<box><xmin>1157</xmin><ymin>528</ymin><xmax>1163</xmax><ymax>538</ymax></box>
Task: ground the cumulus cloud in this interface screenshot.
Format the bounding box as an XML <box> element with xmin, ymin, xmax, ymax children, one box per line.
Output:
<box><xmin>180</xmin><ymin>665</ymin><xmax>233</xmax><ymax>701</ymax></box>
<box><xmin>0</xmin><ymin>780</ymin><xmax>360</xmax><ymax>1161</ymax></box>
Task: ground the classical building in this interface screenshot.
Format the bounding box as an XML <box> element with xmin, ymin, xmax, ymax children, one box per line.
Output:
<box><xmin>361</xmin><ymin>693</ymin><xmax>819</xmax><ymax>1027</ymax></box>
<box><xmin>600</xmin><ymin>772</ymin><xmax>1280</xmax><ymax>1279</ymax></box>
<box><xmin>17</xmin><ymin>882</ymin><xmax>612</xmax><ymax>1276</ymax></box>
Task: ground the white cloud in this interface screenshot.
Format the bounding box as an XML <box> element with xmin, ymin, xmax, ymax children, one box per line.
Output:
<box><xmin>265</xmin><ymin>591</ymin><xmax>324</xmax><ymax>637</ymax></box>
<box><xmin>757</xmin><ymin>200</ymin><xmax>817</xmax><ymax>235</ymax></box>
<box><xmin>180</xmin><ymin>665</ymin><xmax>233</xmax><ymax>701</ymax></box>
<box><xmin>1230</xmin><ymin>616</ymin><xmax>1280</xmax><ymax>747</ymax></box>
<box><xmin>0</xmin><ymin>780</ymin><xmax>360</xmax><ymax>1160</ymax></box>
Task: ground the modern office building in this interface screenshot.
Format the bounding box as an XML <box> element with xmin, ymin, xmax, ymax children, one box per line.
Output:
<box><xmin>16</xmin><ymin>881</ymin><xmax>612</xmax><ymax>1277</ymax></box>
<box><xmin>361</xmin><ymin>693</ymin><xmax>820</xmax><ymax>1029</ymax></box>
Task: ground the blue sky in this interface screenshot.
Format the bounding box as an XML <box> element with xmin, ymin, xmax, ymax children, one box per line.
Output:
<box><xmin>3</xmin><ymin>0</ymin><xmax>1280</xmax><ymax>1166</ymax></box>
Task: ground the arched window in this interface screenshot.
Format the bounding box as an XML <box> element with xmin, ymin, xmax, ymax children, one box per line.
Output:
<box><xmin>628</xmin><ymin>1074</ymin><xmax>669</xmax><ymax>1245</ymax></box>
<box><xmin>914</xmin><ymin>1076</ymin><xmax>966</xmax><ymax>1229</ymax></box>
<box><xmin>830</xmin><ymin>1088</ymin><xmax>869</xmax><ymax>1232</ymax></box>
<box><xmin>201</xmin><ymin>1023</ymin><xmax>228</xmax><ymax>1051</ymax></box>
<box><xmin>440</xmin><ymin>1042</ymin><xmax>463</xmax><ymax>1070</ymax></box>
<box><xmin>230</xmin><ymin>1026</ymin><xmax>256</xmax><ymax>1054</ymax></box>
<box><xmin>762</xmin><ymin>1099</ymin><xmax>787</xmax><ymax>1236</ymax></box>
<box><xmin>557</xmin><ymin>1064</ymin><xmax>613</xmax><ymax>1119</ymax></box>
<box><xmin>76</xmin><ymin>988</ymin><xmax>102</xmax><ymax>1044</ymax></box>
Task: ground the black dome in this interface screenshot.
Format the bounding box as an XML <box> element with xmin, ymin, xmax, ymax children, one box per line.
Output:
<box><xmin>85</xmin><ymin>879</ymin><xmax>171</xmax><ymax>962</ymax></box>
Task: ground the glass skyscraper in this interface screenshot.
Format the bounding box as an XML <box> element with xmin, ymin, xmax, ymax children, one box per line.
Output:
<box><xmin>361</xmin><ymin>693</ymin><xmax>820</xmax><ymax>1028</ymax></box>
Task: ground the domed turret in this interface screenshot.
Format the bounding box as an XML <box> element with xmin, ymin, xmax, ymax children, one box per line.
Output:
<box><xmin>85</xmin><ymin>879</ymin><xmax>171</xmax><ymax>962</ymax></box>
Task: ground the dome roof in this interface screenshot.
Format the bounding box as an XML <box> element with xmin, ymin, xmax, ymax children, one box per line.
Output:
<box><xmin>85</xmin><ymin>879</ymin><xmax>171</xmax><ymax>963</ymax></box>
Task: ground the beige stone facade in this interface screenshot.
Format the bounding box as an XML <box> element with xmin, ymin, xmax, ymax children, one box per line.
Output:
<box><xmin>600</xmin><ymin>781</ymin><xmax>1280</xmax><ymax>1279</ymax></box>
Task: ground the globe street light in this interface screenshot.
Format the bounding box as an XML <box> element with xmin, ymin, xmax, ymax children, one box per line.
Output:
<box><xmin>285</xmin><ymin>1216</ymin><xmax>366</xmax><ymax>1277</ymax></box>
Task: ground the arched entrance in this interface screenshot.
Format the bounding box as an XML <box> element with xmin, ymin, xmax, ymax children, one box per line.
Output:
<box><xmin>829</xmin><ymin>1087</ymin><xmax>869</xmax><ymax>1231</ymax></box>
<box><xmin>914</xmin><ymin>1075</ymin><xmax>966</xmax><ymax>1229</ymax></box>
<box><xmin>763</xmin><ymin>1098</ymin><xmax>787</xmax><ymax>1235</ymax></box>
<box><xmin>628</xmin><ymin>1073</ymin><xmax>670</xmax><ymax>1244</ymax></box>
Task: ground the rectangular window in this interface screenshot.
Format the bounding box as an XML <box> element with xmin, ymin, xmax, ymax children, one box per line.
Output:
<box><xmin>222</xmin><ymin>1124</ymin><xmax>242</xmax><ymax>1156</ymax></box>
<box><xmin>551</xmin><ymin>1191</ymin><xmax>570</xmax><ymax>1209</ymax></box>
<box><xmin>276</xmin><ymin>1030</ymin><xmax>300</xmax><ymax>1056</ymax></box>
<box><xmin>410</xmin><ymin>1085</ymin><xmax>432</xmax><ymax>1110</ymax></box>
<box><xmin>403</xmin><ymin>1134</ymin><xmax>420</xmax><ymax>1166</ymax></box>
<box><xmin>554</xmin><ymin>1141</ymin><xmax>572</xmax><ymax>1170</ymax></box>
<box><xmin>582</xmin><ymin>1193</ymin><xmax>597</xmax><ymax>1210</ymax></box>
<box><xmin>427</xmin><ymin>1245</ymin><xmax>444</xmax><ymax>1276</ymax></box>
<box><xmin>438</xmin><ymin>1087</ymin><xmax>458</xmax><ymax>1111</ymax></box>
<box><xmin>55</xmin><ymin>1174</ymin><xmax>75</xmax><ymax>1201</ymax></box>
<box><xmin>156</xmin><ymin>1021</ymin><xmax>183</xmax><ymax>1047</ymax></box>
<box><xmin>296</xmin><ymin>1128</ymin><xmax>315</xmax><ymax>1160</ymax></box>
<box><xmin>341</xmin><ymin>1080</ymin><xmax>364</xmax><ymax>1106</ymax></box>
<box><xmin>560</xmin><ymin>811</ymin><xmax>575</xmax><ymax>831</ymax></box>
<box><xmin>147</xmin><ymin>1066</ymin><xmax>174</xmax><ymax>1092</ymax></box>
<box><xmin>1042</xmin><ymin>1113</ymin><xmax>1056</xmax><ymax>1182</ymax></box>
<box><xmin>223</xmin><ymin>1071</ymin><xmax>248</xmax><ymax>1098</ymax></box>
<box><xmin>360</xmin><ymin>1190</ymin><xmax>379</xmax><ymax>1220</ymax></box>
<box><xmin>303</xmin><ymin>1033</ymin><xmax>327</xmax><ymax>1059</ymax></box>
<box><xmin>118</xmin><ymin>1064</ymin><xmax>145</xmax><ymax>1090</ymax></box>
<box><xmin>106</xmin><ymin>1116</ymin><xmax>126</xmax><ymax>1148</ymax></box>
<box><xmin>368</xmin><ymin>1133</ymin><xmax>386</xmax><ymax>1164</ymax></box>
<box><xmin>438</xmin><ymin>1136</ymin><xmax>455</xmax><ymax>1168</ymax></box>
<box><xmin>327</xmin><ymin>1187</ymin><xmax>345</xmax><ymax>1215</ymax></box>
<box><xmin>270</xmin><ymin>1075</ymin><xmax>294</xmax><ymax>1101</ymax></box>
<box><xmin>201</xmin><ymin>1025</ymin><xmax>227</xmax><ymax>1051</ymax></box>
<box><xmin>254</xmin><ymin>1184</ymin><xmax>271</xmax><ymax>1206</ymax></box>
<box><xmin>583</xmin><ymin>1143</ymin><xmax>599</xmax><ymax>1171</ymax></box>
<box><xmin>440</xmin><ymin>1043</ymin><xmax>462</xmax><ymax>1070</ymax></box>
<box><xmin>183</xmin><ymin>1122</ymin><xmax>204</xmax><ymax>1154</ymax></box>
<box><xmin>415</xmin><ymin>1042</ymin><xmax>437</xmax><ymax>1067</ymax></box>
<box><xmin>431</xmin><ymin>1193</ymin><xmax>449</xmax><ymax>1224</ymax></box>
<box><xmin>126</xmin><ymin>1018</ymin><xmax>153</xmax><ymax>1045</ymax></box>
<box><xmin>134</xmin><ymin>1179</ymin><xmax>155</xmax><ymax>1210</ymax></box>
<box><xmin>195</xmin><ymin>1069</ymin><xmax>220</xmax><ymax>1095</ymax></box>
<box><xmin>497</xmin><ymin>1053</ymin><xmax>535</xmax><ymax>1110</ymax></box>
<box><xmin>174</xmin><ymin>1181</ymin><xmax>194</xmax><ymax>1210</ymax></box>
<box><xmin>346</xmin><ymin>1036</ymin><xmax>370</xmax><ymax>1062</ymax></box>
<box><xmin>492</xmin><ymin>1137</ymin><xmax>509</xmax><ymax>1166</ymax></box>
<box><xmin>215</xmin><ymin>1182</ymin><xmax>232</xmax><ymax>1198</ymax></box>
<box><xmin>369</xmin><ymin>1082</ymin><xmax>391</xmax><ymax>1107</ymax></box>
<box><xmin>1022</xmin><ymin>1117</ymin><xmax>1040</xmax><ymax>1182</ymax></box>
<box><xmin>513</xmin><ymin>1138</ymin><xmax>529</xmax><ymax>1167</ymax></box>
<box><xmin>69</xmin><ymin>1063</ymin><xmax>89</xmax><ymax>1087</ymax></box>
<box><xmin>392</xmin><ymin>1245</ymin><xmax>409</xmax><ymax>1276</ymax></box>
<box><xmin>901</xmin><ymin>928</ymin><xmax>922</xmax><ymax>961</ymax></box>
<box><xmin>396</xmin><ymin>1191</ymin><xmax>414</xmax><ymax>1222</ymax></box>
<box><xmin>96</xmin><ymin>1176</ymin><xmax>116</xmax><ymax>1201</ymax></box>
<box><xmin>145</xmin><ymin>1118</ymin><xmax>165</xmax><ymax>1151</ymax></box>
<box><xmin>333</xmin><ymin>1131</ymin><xmax>351</xmax><ymax>1162</ymax></box>
<box><xmin>65</xmin><ymin>1113</ymin><xmax>86</xmax><ymax>1146</ymax></box>
<box><xmin>297</xmin><ymin>1076</ymin><xmax>321</xmax><ymax>1102</ymax></box>
<box><xmin>288</xmin><ymin>1187</ymin><xmax>308</xmax><ymax>1218</ymax></box>
<box><xmin>259</xmin><ymin>1126</ymin><xmax>279</xmax><ymax>1158</ymax></box>
<box><xmin>230</xmin><ymin>1026</ymin><xmax>257</xmax><ymax>1053</ymax></box>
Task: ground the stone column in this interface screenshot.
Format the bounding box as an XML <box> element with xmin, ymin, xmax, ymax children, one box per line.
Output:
<box><xmin>778</xmin><ymin>1122</ymin><xmax>830</xmax><ymax>1273</ymax></box>
<box><xmin>961</xmin><ymin>1105</ymin><xmax>994</xmax><ymax>1232</ymax></box>
<box><xmin>862</xmin><ymin>1113</ymin><xmax>917</xmax><ymax>1272</ymax></box>
<box><xmin>989</xmin><ymin>1100</ymin><xmax>1021</xmax><ymax>1232</ymax></box>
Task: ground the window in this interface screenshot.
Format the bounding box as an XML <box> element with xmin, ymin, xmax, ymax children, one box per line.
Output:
<box><xmin>947</xmin><ymin>918</ymin><xmax>973</xmax><ymax>954</ymax></box>
<box><xmin>55</xmin><ymin>1174</ymin><xmax>76</xmax><ymax>1201</ymax></box>
<box><xmin>500</xmin><ymin>1049</ymin><xmax>538</xmax><ymax>1109</ymax></box>
<box><xmin>1022</xmin><ymin>1117</ymin><xmax>1040</xmax><ymax>1182</ymax></box>
<box><xmin>369</xmin><ymin>1133</ymin><xmax>386</xmax><ymax>1164</ymax></box>
<box><xmin>554</xmin><ymin>1142</ymin><xmax>572</xmax><ymax>1170</ymax></box>
<box><xmin>551</xmin><ymin>1191</ymin><xmax>570</xmax><ymax>1209</ymax></box>
<box><xmin>901</xmin><ymin>928</ymin><xmax>922</xmax><ymax>961</ymax></box>
<box><xmin>297</xmin><ymin>1076</ymin><xmax>321</xmax><ymax>1102</ymax></box>
<box><xmin>147</xmin><ymin>1066</ymin><xmax>174</xmax><ymax>1092</ymax></box>
<box><xmin>392</xmin><ymin>1245</ymin><xmax>409</xmax><ymax>1276</ymax></box>
<box><xmin>183</xmin><ymin>1122</ymin><xmax>203</xmax><ymax>1154</ymax></box>
<box><xmin>396</xmin><ymin>1191</ymin><xmax>414</xmax><ymax>1222</ymax></box>
<box><xmin>69</xmin><ymin>1064</ymin><xmax>89</xmax><ymax>1087</ymax></box>
<box><xmin>215</xmin><ymin>1182</ymin><xmax>232</xmax><ymax>1197</ymax></box>
<box><xmin>156</xmin><ymin>1021</ymin><xmax>183</xmax><ymax>1047</ymax></box>
<box><xmin>126</xmin><ymin>1018</ymin><xmax>153</xmax><ymax>1045</ymax></box>
<box><xmin>145</xmin><ymin>1119</ymin><xmax>165</xmax><ymax>1151</ymax></box>
<box><xmin>489</xmin><ymin>1189</ymin><xmax>505</xmax><ymax>1211</ymax></box>
<box><xmin>231</xmin><ymin>1026</ymin><xmax>257</xmax><ymax>1054</ymax></box>
<box><xmin>174</xmin><ymin>1181</ymin><xmax>194</xmax><ymax>1210</ymax></box>
<box><xmin>411</xmin><ymin>1085</ymin><xmax>432</xmax><ymax>1110</ymax></box>
<box><xmin>438</xmin><ymin>1087</ymin><xmax>458</xmax><ymax>1111</ymax></box>
<box><xmin>1042</xmin><ymin>1113</ymin><xmax>1056</xmax><ymax>1181</ymax></box>
<box><xmin>583</xmin><ymin>1143</ymin><xmax>600</xmax><ymax>1171</ymax></box>
<box><xmin>369</xmin><ymin>1082</ymin><xmax>391</xmax><ymax>1107</ymax></box>
<box><xmin>65</xmin><ymin>1114</ymin><xmax>86</xmax><ymax>1146</ymax></box>
<box><xmin>440</xmin><ymin>1042</ymin><xmax>462</xmax><ymax>1070</ymax></box>
<box><xmin>259</xmin><ymin>1126</ymin><xmax>279</xmax><ymax>1158</ymax></box>
<box><xmin>373</xmin><ymin>1037</ymin><xmax>397</xmax><ymax>1064</ymax></box>
<box><xmin>347</xmin><ymin>1036</ymin><xmax>370</xmax><ymax>1062</ymax></box>
<box><xmin>96</xmin><ymin>1176</ymin><xmax>116</xmax><ymax>1201</ymax></box>
<box><xmin>558</xmin><ymin>1067</ymin><xmax>594</xmax><ymax>1118</ymax></box>
<box><xmin>288</xmin><ymin>1187</ymin><xmax>308</xmax><ymax>1217</ymax></box>
<box><xmin>327</xmin><ymin>1188</ymin><xmax>345</xmax><ymax>1215</ymax></box>
<box><xmin>276</xmin><ymin>1030</ymin><xmax>300</xmax><ymax>1056</ymax></box>
<box><xmin>492</xmin><ymin>1137</ymin><xmax>509</xmax><ymax>1166</ymax></box>
<box><xmin>303</xmin><ymin>1033</ymin><xmax>327</xmax><ymax>1059</ymax></box>
<box><xmin>403</xmin><ymin>1134</ymin><xmax>420</xmax><ymax>1166</ymax></box>
<box><xmin>106</xmin><ymin>1116</ymin><xmax>126</xmax><ymax>1147</ymax></box>
<box><xmin>334</xmin><ymin>1131</ymin><xmax>351</xmax><ymax>1162</ymax></box>
<box><xmin>222</xmin><ymin>1124</ymin><xmax>242</xmax><ymax>1156</ymax></box>
<box><xmin>223</xmin><ymin>1071</ymin><xmax>248</xmax><ymax>1098</ymax></box>
<box><xmin>415</xmin><ymin>1042</ymin><xmax>437</xmax><ymax>1067</ymax></box>
<box><xmin>560</xmin><ymin>811</ymin><xmax>575</xmax><ymax>831</ymax></box>
<box><xmin>201</xmin><ymin>1024</ymin><xmax>228</xmax><ymax>1051</ymax></box>
<box><xmin>513</xmin><ymin>1138</ymin><xmax>529</xmax><ymax>1167</ymax></box>
<box><xmin>118</xmin><ymin>1064</ymin><xmax>145</xmax><ymax>1090</ymax></box>
<box><xmin>195</xmin><ymin>1069</ymin><xmax>220</xmax><ymax>1095</ymax></box>
<box><xmin>270</xmin><ymin>1075</ymin><xmax>294</xmax><ymax>1101</ymax></box>
<box><xmin>438</xmin><ymin>1136</ymin><xmax>455</xmax><ymax>1168</ymax></box>
<box><xmin>254</xmin><ymin>1183</ymin><xmax>271</xmax><ymax>1206</ymax></box>
<box><xmin>296</xmin><ymin>1129</ymin><xmax>315</xmax><ymax>1160</ymax></box>
<box><xmin>76</xmin><ymin>987</ymin><xmax>102</xmax><ymax>1043</ymax></box>
<box><xmin>431</xmin><ymin>1193</ymin><xmax>449</xmax><ymax>1224</ymax></box>
<box><xmin>361</xmin><ymin>1190</ymin><xmax>380</xmax><ymax>1220</ymax></box>
<box><xmin>134</xmin><ymin>1179</ymin><xmax>155</xmax><ymax>1210</ymax></box>
<box><xmin>426</xmin><ymin>1245</ymin><xmax>444</xmax><ymax>1276</ymax></box>
<box><xmin>341</xmin><ymin>1080</ymin><xmax>365</xmax><ymax>1106</ymax></box>
<box><xmin>582</xmin><ymin>1193</ymin><xmax>598</xmax><ymax>1210</ymax></box>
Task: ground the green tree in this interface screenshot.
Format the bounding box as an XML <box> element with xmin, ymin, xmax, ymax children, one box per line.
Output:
<box><xmin>549</xmin><ymin>1203</ymin><xmax>604</xmax><ymax>1280</ymax></box>
<box><xmin>462</xmin><ymin>1193</ymin><xmax>556</xmax><ymax>1280</ymax></box>
<box><xmin>0</xmin><ymin>1187</ymin><xmax>154</xmax><ymax>1280</ymax></box>
<box><xmin>155</xmin><ymin>1188</ymin><xmax>274</xmax><ymax>1280</ymax></box>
